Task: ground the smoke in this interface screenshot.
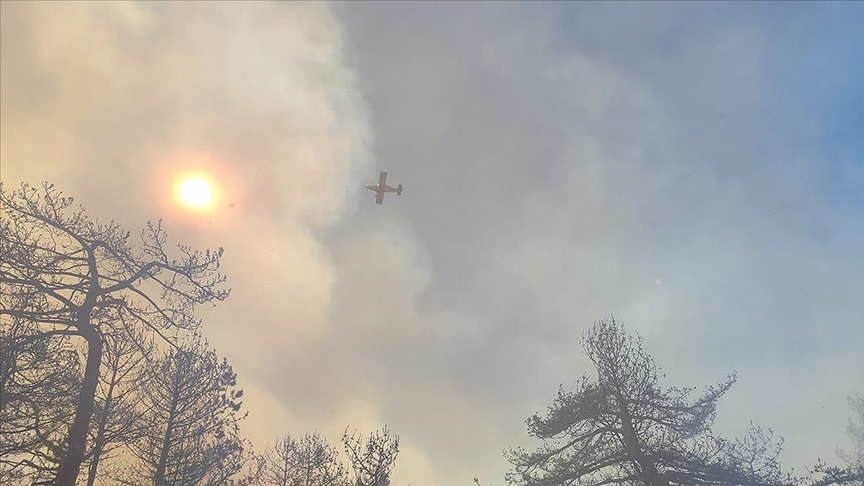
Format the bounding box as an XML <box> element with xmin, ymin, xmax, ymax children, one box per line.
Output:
<box><xmin>1</xmin><ymin>0</ymin><xmax>377</xmax><ymax>475</ymax></box>
<box><xmin>3</xmin><ymin>2</ymin><xmax>862</xmax><ymax>484</ymax></box>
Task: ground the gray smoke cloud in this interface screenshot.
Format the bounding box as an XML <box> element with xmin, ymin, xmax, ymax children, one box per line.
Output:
<box><xmin>2</xmin><ymin>1</ymin><xmax>862</xmax><ymax>484</ymax></box>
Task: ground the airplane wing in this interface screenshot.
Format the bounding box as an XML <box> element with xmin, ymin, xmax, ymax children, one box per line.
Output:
<box><xmin>378</xmin><ymin>171</ymin><xmax>388</xmax><ymax>185</ymax></box>
<box><xmin>375</xmin><ymin>192</ymin><xmax>385</xmax><ymax>204</ymax></box>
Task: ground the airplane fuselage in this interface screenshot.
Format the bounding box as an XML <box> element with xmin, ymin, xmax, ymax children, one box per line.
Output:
<box><xmin>367</xmin><ymin>171</ymin><xmax>402</xmax><ymax>204</ymax></box>
<box><xmin>366</xmin><ymin>184</ymin><xmax>399</xmax><ymax>194</ymax></box>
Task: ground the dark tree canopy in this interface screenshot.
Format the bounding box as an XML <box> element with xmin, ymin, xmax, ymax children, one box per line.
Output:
<box><xmin>0</xmin><ymin>317</ymin><xmax>79</xmax><ymax>482</ymax></box>
<box><xmin>505</xmin><ymin>317</ymin><xmax>791</xmax><ymax>486</ymax></box>
<box><xmin>129</xmin><ymin>334</ymin><xmax>250</xmax><ymax>486</ymax></box>
<box><xmin>259</xmin><ymin>431</ymin><xmax>349</xmax><ymax>486</ymax></box>
<box><xmin>82</xmin><ymin>318</ymin><xmax>154</xmax><ymax>486</ymax></box>
<box><xmin>342</xmin><ymin>426</ymin><xmax>400</xmax><ymax>486</ymax></box>
<box><xmin>0</xmin><ymin>181</ymin><xmax>229</xmax><ymax>485</ymax></box>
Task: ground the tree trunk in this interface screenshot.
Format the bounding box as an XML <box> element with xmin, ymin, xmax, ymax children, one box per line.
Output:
<box><xmin>154</xmin><ymin>417</ymin><xmax>174</xmax><ymax>486</ymax></box>
<box><xmin>86</xmin><ymin>366</ymin><xmax>118</xmax><ymax>486</ymax></box>
<box><xmin>55</xmin><ymin>327</ymin><xmax>102</xmax><ymax>486</ymax></box>
<box><xmin>154</xmin><ymin>368</ymin><xmax>182</xmax><ymax>486</ymax></box>
<box><xmin>615</xmin><ymin>392</ymin><xmax>669</xmax><ymax>486</ymax></box>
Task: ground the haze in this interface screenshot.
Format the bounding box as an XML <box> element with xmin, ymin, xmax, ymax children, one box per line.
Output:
<box><xmin>1</xmin><ymin>1</ymin><xmax>862</xmax><ymax>484</ymax></box>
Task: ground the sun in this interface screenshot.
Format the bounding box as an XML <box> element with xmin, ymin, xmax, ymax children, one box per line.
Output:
<box><xmin>174</xmin><ymin>175</ymin><xmax>217</xmax><ymax>211</ymax></box>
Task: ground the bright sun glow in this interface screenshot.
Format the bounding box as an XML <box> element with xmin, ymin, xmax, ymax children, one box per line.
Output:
<box><xmin>175</xmin><ymin>175</ymin><xmax>217</xmax><ymax>211</ymax></box>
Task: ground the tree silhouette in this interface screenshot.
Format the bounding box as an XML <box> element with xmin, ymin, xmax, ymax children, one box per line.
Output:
<box><xmin>259</xmin><ymin>431</ymin><xmax>348</xmax><ymax>486</ymax></box>
<box><xmin>0</xmin><ymin>181</ymin><xmax>229</xmax><ymax>485</ymax></box>
<box><xmin>505</xmin><ymin>316</ymin><xmax>792</xmax><ymax>486</ymax></box>
<box><xmin>839</xmin><ymin>395</ymin><xmax>864</xmax><ymax>470</ymax></box>
<box><xmin>82</xmin><ymin>315</ymin><xmax>154</xmax><ymax>486</ymax></box>
<box><xmin>128</xmin><ymin>333</ymin><xmax>250</xmax><ymax>485</ymax></box>
<box><xmin>0</xmin><ymin>315</ymin><xmax>79</xmax><ymax>483</ymax></box>
<box><xmin>342</xmin><ymin>426</ymin><xmax>399</xmax><ymax>486</ymax></box>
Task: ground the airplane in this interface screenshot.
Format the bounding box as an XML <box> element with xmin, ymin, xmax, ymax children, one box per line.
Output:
<box><xmin>366</xmin><ymin>171</ymin><xmax>402</xmax><ymax>204</ymax></box>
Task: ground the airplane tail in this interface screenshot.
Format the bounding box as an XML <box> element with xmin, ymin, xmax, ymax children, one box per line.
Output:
<box><xmin>396</xmin><ymin>184</ymin><xmax>403</xmax><ymax>195</ymax></box>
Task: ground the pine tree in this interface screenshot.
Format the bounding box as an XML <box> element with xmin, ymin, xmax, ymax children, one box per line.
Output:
<box><xmin>506</xmin><ymin>317</ymin><xmax>790</xmax><ymax>486</ymax></box>
<box><xmin>129</xmin><ymin>334</ymin><xmax>250</xmax><ymax>485</ymax></box>
<box><xmin>0</xmin><ymin>181</ymin><xmax>229</xmax><ymax>485</ymax></box>
<box><xmin>342</xmin><ymin>426</ymin><xmax>399</xmax><ymax>486</ymax></box>
<box><xmin>260</xmin><ymin>431</ymin><xmax>348</xmax><ymax>486</ymax></box>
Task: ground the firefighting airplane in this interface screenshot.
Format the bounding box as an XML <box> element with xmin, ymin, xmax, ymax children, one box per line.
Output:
<box><xmin>366</xmin><ymin>171</ymin><xmax>403</xmax><ymax>204</ymax></box>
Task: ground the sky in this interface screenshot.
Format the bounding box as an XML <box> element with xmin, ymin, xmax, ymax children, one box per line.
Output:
<box><xmin>1</xmin><ymin>1</ymin><xmax>863</xmax><ymax>484</ymax></box>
